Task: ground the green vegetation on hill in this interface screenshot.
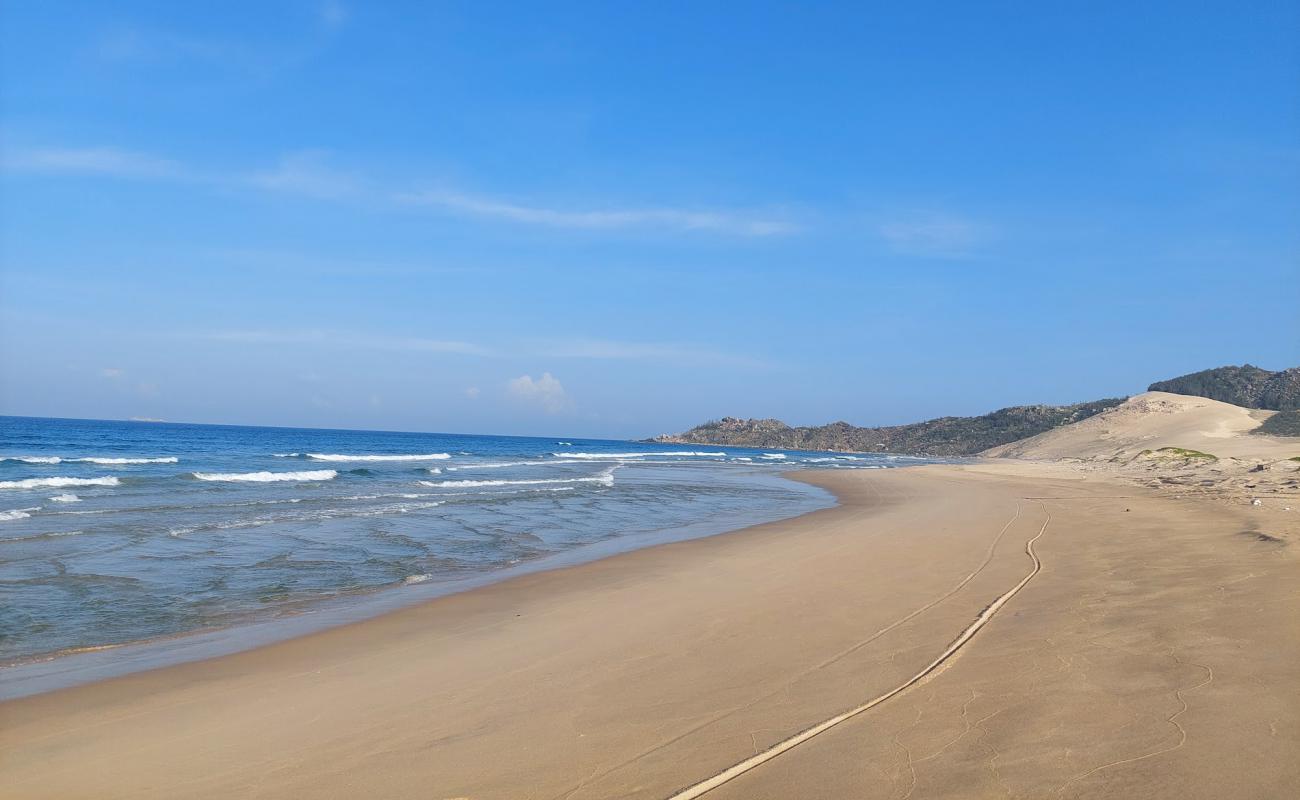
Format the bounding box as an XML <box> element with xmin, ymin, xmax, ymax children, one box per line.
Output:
<box><xmin>1139</xmin><ymin>447</ymin><xmax>1217</xmax><ymax>460</ymax></box>
<box><xmin>652</xmin><ymin>398</ymin><xmax>1126</xmax><ymax>457</ymax></box>
<box><xmin>1254</xmin><ymin>410</ymin><xmax>1300</xmax><ymax>437</ymax></box>
<box><xmin>1149</xmin><ymin>364</ymin><xmax>1300</xmax><ymax>410</ymax></box>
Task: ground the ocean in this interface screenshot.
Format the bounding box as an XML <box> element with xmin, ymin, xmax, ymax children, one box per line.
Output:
<box><xmin>0</xmin><ymin>415</ymin><xmax>931</xmax><ymax>686</ymax></box>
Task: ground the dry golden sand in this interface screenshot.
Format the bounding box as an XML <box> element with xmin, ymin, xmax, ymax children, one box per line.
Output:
<box><xmin>2</xmin><ymin>464</ymin><xmax>1298</xmax><ymax>799</ymax></box>
<box><xmin>984</xmin><ymin>391</ymin><xmax>1300</xmax><ymax>515</ymax></box>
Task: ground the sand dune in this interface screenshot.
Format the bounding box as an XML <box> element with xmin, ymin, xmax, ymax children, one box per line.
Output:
<box><xmin>983</xmin><ymin>391</ymin><xmax>1293</xmax><ymax>462</ymax></box>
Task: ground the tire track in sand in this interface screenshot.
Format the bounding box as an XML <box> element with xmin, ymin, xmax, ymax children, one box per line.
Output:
<box><xmin>664</xmin><ymin>501</ymin><xmax>1053</xmax><ymax>800</ymax></box>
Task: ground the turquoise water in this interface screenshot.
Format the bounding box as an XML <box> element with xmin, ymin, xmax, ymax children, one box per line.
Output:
<box><xmin>0</xmin><ymin>416</ymin><xmax>929</xmax><ymax>668</ymax></box>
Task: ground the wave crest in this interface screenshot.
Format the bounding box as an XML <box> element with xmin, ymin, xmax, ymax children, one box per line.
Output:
<box><xmin>553</xmin><ymin>451</ymin><xmax>724</xmax><ymax>459</ymax></box>
<box><xmin>420</xmin><ymin>473</ymin><xmax>615</xmax><ymax>489</ymax></box>
<box><xmin>301</xmin><ymin>453</ymin><xmax>450</xmax><ymax>462</ymax></box>
<box><xmin>0</xmin><ymin>476</ymin><xmax>120</xmax><ymax>490</ymax></box>
<box><xmin>78</xmin><ymin>456</ymin><xmax>178</xmax><ymax>465</ymax></box>
<box><xmin>191</xmin><ymin>470</ymin><xmax>338</xmax><ymax>483</ymax></box>
<box><xmin>1</xmin><ymin>456</ymin><xmax>176</xmax><ymax>465</ymax></box>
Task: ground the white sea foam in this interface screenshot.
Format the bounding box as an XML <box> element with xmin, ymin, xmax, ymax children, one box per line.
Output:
<box><xmin>191</xmin><ymin>470</ymin><xmax>337</xmax><ymax>483</ymax></box>
<box><xmin>762</xmin><ymin>453</ymin><xmax>787</xmax><ymax>459</ymax></box>
<box><xmin>1</xmin><ymin>528</ymin><xmax>89</xmax><ymax>542</ymax></box>
<box><xmin>0</xmin><ymin>476</ymin><xmax>120</xmax><ymax>490</ymax></box>
<box><xmin>168</xmin><ymin>498</ymin><xmax>442</xmax><ymax>535</ymax></box>
<box><xmin>403</xmin><ymin>574</ymin><xmax>433</xmax><ymax>585</ymax></box>
<box><xmin>420</xmin><ymin>472</ymin><xmax>615</xmax><ymax>489</ymax></box>
<box><xmin>450</xmin><ymin>461</ymin><xmax>548</xmax><ymax>470</ymax></box>
<box><xmin>426</xmin><ymin>468</ymin><xmax>442</xmax><ymax>474</ymax></box>
<box><xmin>0</xmin><ymin>508</ymin><xmax>38</xmax><ymax>521</ymax></box>
<box><xmin>1</xmin><ymin>456</ymin><xmax>176</xmax><ymax>465</ymax></box>
<box><xmin>437</xmin><ymin>486</ymin><xmax>578</xmax><ymax>497</ymax></box>
<box><xmin>77</xmin><ymin>456</ymin><xmax>178</xmax><ymax>465</ymax></box>
<box><xmin>303</xmin><ymin>453</ymin><xmax>450</xmax><ymax>462</ymax></box>
<box><xmin>553</xmin><ymin>451</ymin><xmax>724</xmax><ymax>459</ymax></box>
<box><xmin>48</xmin><ymin>493</ymin><xmax>82</xmax><ymax>503</ymax></box>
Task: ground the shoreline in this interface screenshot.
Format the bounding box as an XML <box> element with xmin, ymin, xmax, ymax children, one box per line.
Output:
<box><xmin>2</xmin><ymin>463</ymin><xmax>1296</xmax><ymax>798</ymax></box>
<box><xmin>0</xmin><ymin>468</ymin><xmax>837</xmax><ymax>700</ymax></box>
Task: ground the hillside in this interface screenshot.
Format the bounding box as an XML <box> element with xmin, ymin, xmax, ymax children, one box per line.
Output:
<box><xmin>981</xmin><ymin>391</ymin><xmax>1292</xmax><ymax>461</ymax></box>
<box><xmin>1255</xmin><ymin>409</ymin><xmax>1300</xmax><ymax>437</ymax></box>
<box><xmin>1148</xmin><ymin>364</ymin><xmax>1300</xmax><ymax>410</ymax></box>
<box><xmin>652</xmin><ymin>398</ymin><xmax>1125</xmax><ymax>457</ymax></box>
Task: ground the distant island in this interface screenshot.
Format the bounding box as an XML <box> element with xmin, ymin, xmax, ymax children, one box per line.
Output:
<box><xmin>652</xmin><ymin>364</ymin><xmax>1299</xmax><ymax>456</ymax></box>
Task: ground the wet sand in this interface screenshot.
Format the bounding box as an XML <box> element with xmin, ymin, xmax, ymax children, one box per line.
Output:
<box><xmin>2</xmin><ymin>464</ymin><xmax>1297</xmax><ymax>799</ymax></box>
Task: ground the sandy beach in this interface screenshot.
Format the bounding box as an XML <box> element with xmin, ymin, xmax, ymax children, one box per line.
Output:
<box><xmin>2</xmin><ymin>462</ymin><xmax>1298</xmax><ymax>799</ymax></box>
<box><xmin>5</xmin><ymin>2</ymin><xmax>1296</xmax><ymax>795</ymax></box>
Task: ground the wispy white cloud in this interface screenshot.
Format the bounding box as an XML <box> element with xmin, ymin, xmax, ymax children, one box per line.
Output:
<box><xmin>205</xmin><ymin>329</ymin><xmax>493</xmax><ymax>356</ymax></box>
<box><xmin>6</xmin><ymin>144</ymin><xmax>792</xmax><ymax>238</ymax></box>
<box><xmin>246</xmin><ymin>151</ymin><xmax>358</xmax><ymax>198</ymax></box>
<box><xmin>507</xmin><ymin>372</ymin><xmax>570</xmax><ymax>414</ymax></box>
<box><xmin>877</xmin><ymin>213</ymin><xmax>992</xmax><ymax>258</ymax></box>
<box><xmin>2</xmin><ymin>147</ymin><xmax>187</xmax><ymax>179</ymax></box>
<box><xmin>402</xmin><ymin>190</ymin><xmax>799</xmax><ymax>236</ymax></box>
<box><xmin>200</xmin><ymin>329</ymin><xmax>765</xmax><ymax>368</ymax></box>
<box><xmin>5</xmin><ymin>145</ymin><xmax>358</xmax><ymax>199</ymax></box>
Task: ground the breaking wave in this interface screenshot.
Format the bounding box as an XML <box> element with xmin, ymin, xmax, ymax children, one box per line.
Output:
<box><xmin>49</xmin><ymin>493</ymin><xmax>82</xmax><ymax>503</ymax></box>
<box><xmin>300</xmin><ymin>453</ymin><xmax>451</xmax><ymax>462</ymax></box>
<box><xmin>1</xmin><ymin>528</ymin><xmax>90</xmax><ymax>542</ymax></box>
<box><xmin>77</xmin><ymin>456</ymin><xmax>178</xmax><ymax>465</ymax></box>
<box><xmin>1</xmin><ymin>456</ymin><xmax>176</xmax><ymax>465</ymax></box>
<box><xmin>0</xmin><ymin>508</ymin><xmax>38</xmax><ymax>521</ymax></box>
<box><xmin>0</xmin><ymin>476</ymin><xmax>121</xmax><ymax>490</ymax></box>
<box><xmin>447</xmin><ymin>461</ymin><xmax>549</xmax><ymax>471</ymax></box>
<box><xmin>191</xmin><ymin>470</ymin><xmax>338</xmax><ymax>483</ymax></box>
<box><xmin>420</xmin><ymin>472</ymin><xmax>615</xmax><ymax>489</ymax></box>
<box><xmin>553</xmin><ymin>451</ymin><xmax>725</xmax><ymax>459</ymax></box>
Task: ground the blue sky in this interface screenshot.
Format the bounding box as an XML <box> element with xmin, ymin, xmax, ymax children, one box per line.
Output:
<box><xmin>2</xmin><ymin>1</ymin><xmax>1297</xmax><ymax>437</ymax></box>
